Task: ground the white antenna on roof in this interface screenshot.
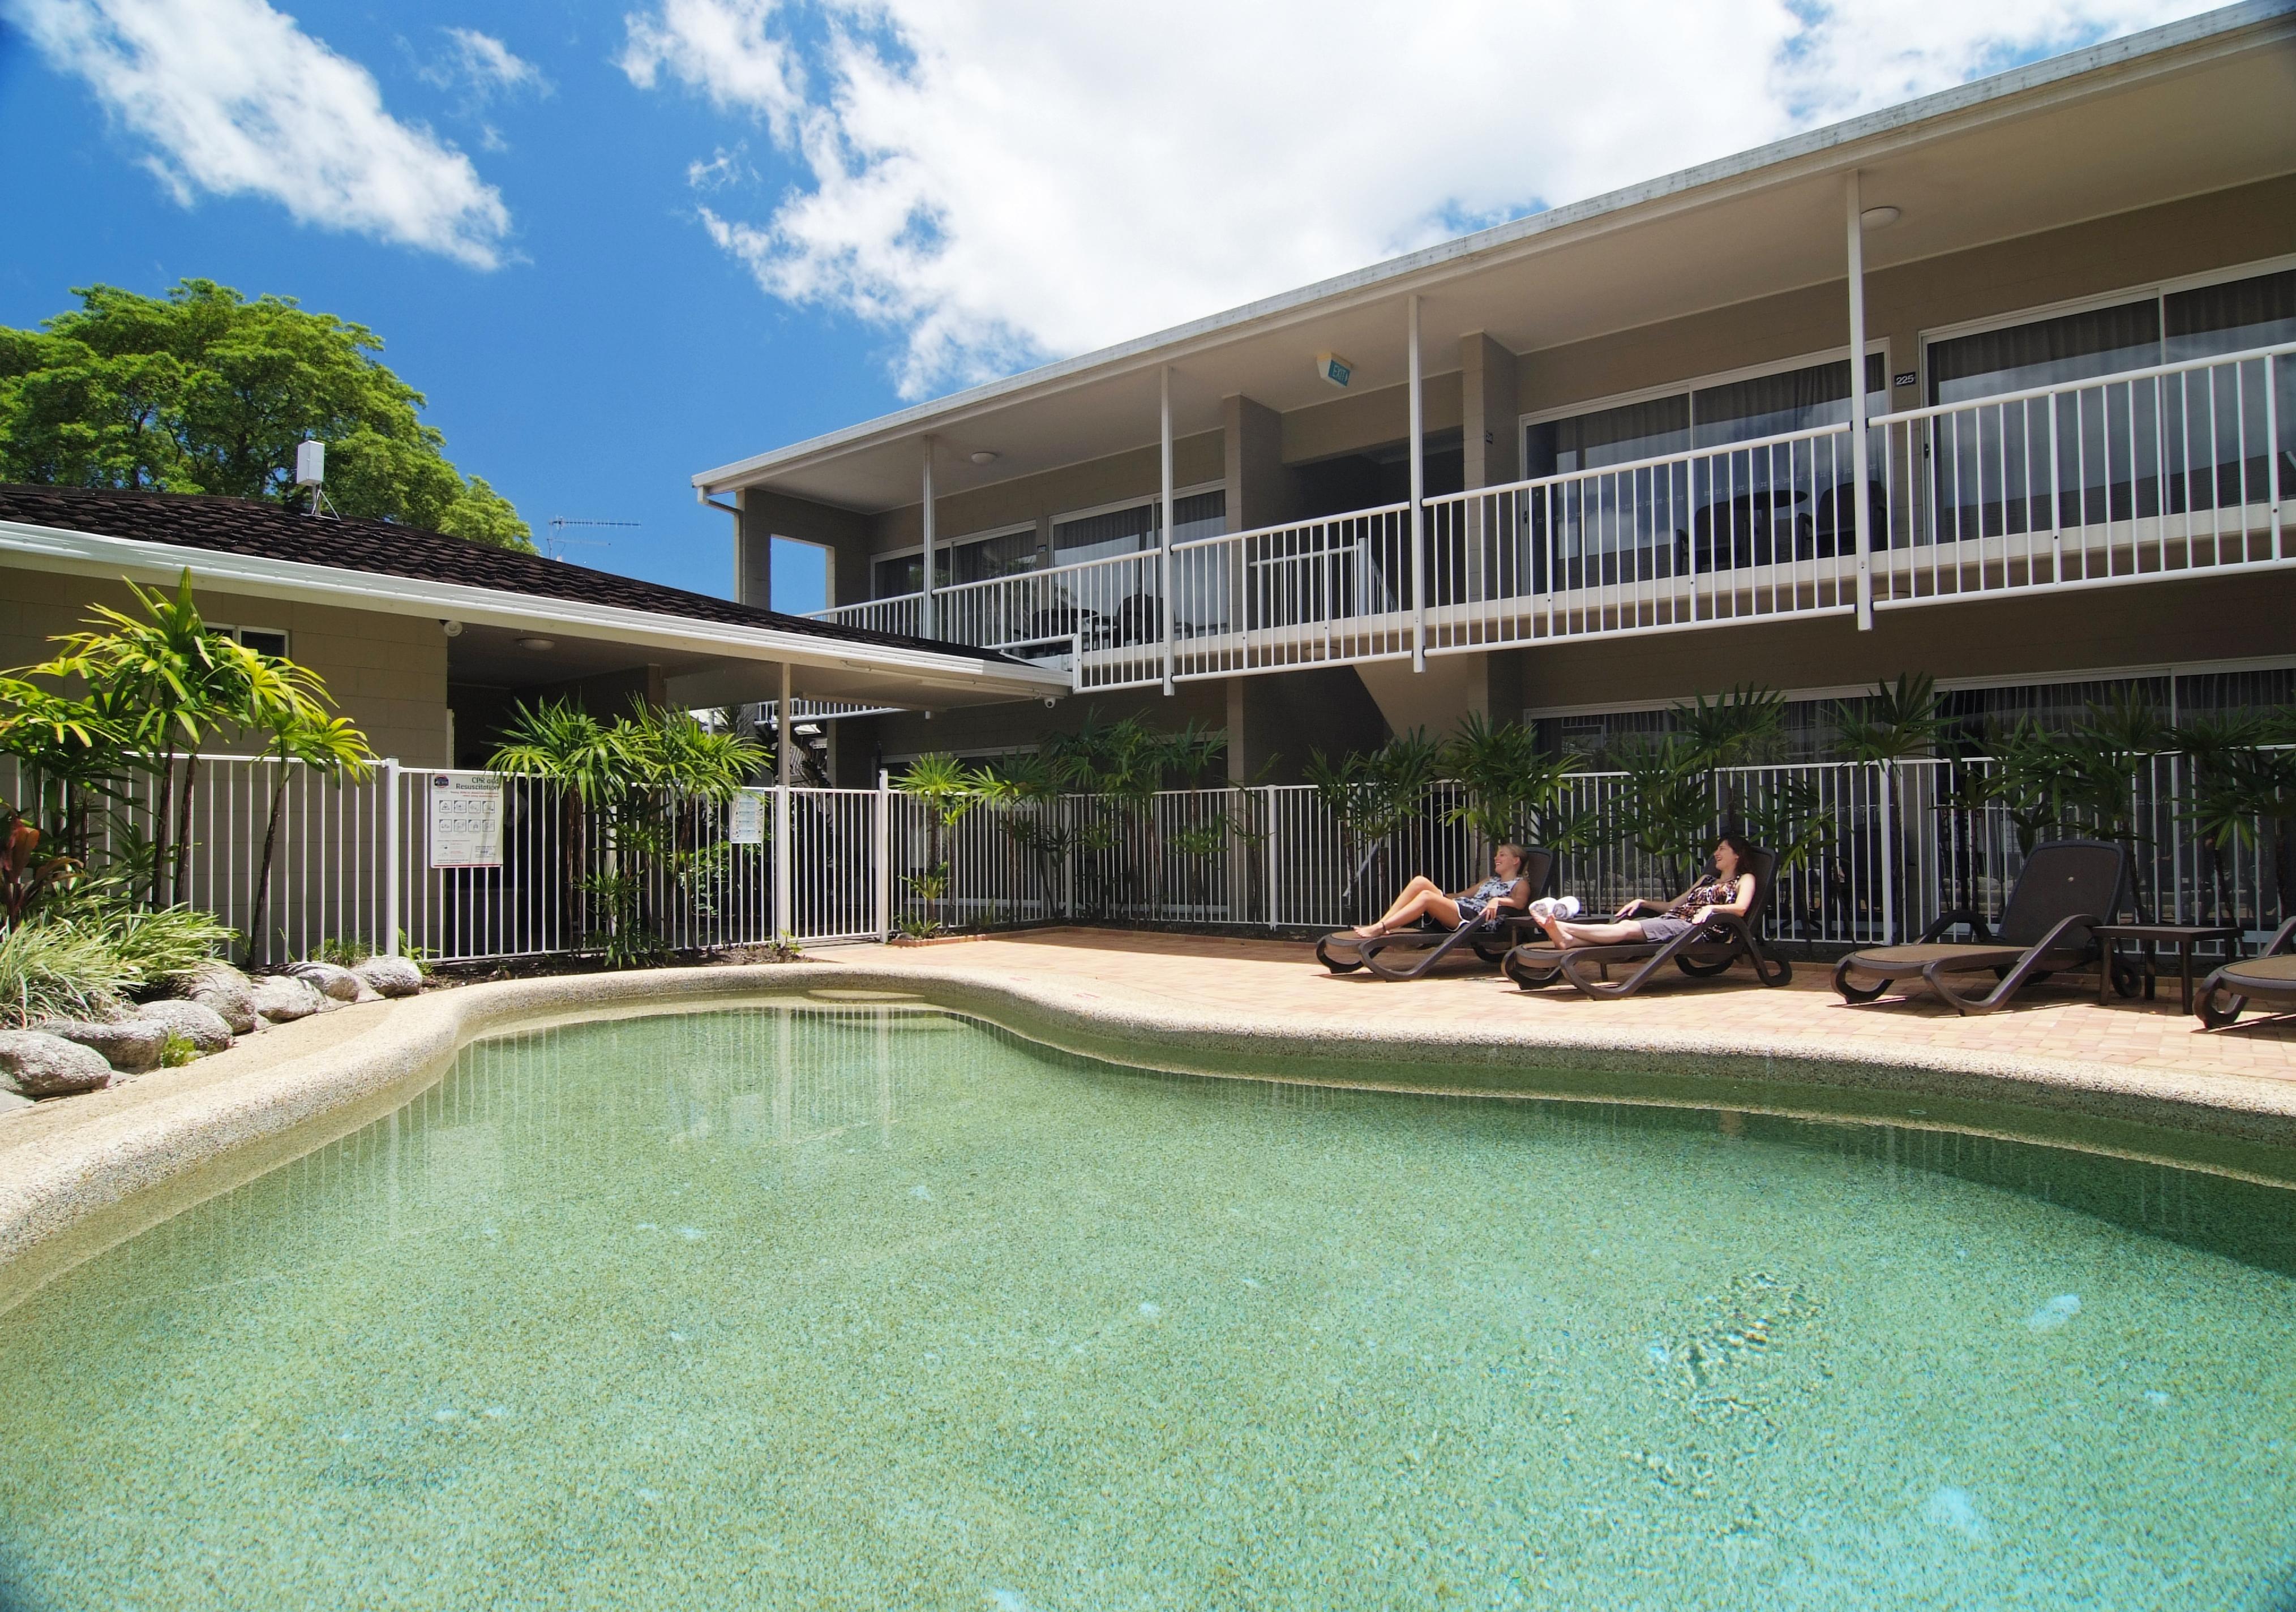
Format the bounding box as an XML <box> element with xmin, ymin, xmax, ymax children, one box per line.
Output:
<box><xmin>293</xmin><ymin>438</ymin><xmax>337</xmax><ymax>518</ymax></box>
<box><xmin>545</xmin><ymin>515</ymin><xmax>638</xmax><ymax>561</ymax></box>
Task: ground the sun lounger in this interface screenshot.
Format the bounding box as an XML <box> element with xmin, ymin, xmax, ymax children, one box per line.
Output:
<box><xmin>2196</xmin><ymin>916</ymin><xmax>2296</xmax><ymax>1028</ymax></box>
<box><xmin>1832</xmin><ymin>838</ymin><xmax>2129</xmax><ymax>1016</ymax></box>
<box><xmin>1500</xmin><ymin>846</ymin><xmax>1793</xmax><ymax>998</ymax></box>
<box><xmin>1317</xmin><ymin>846</ymin><xmax>1558</xmax><ymax>981</ymax></box>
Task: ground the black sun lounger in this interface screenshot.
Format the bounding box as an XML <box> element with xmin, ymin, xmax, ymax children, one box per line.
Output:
<box><xmin>1317</xmin><ymin>846</ymin><xmax>1558</xmax><ymax>981</ymax></box>
<box><xmin>1832</xmin><ymin>838</ymin><xmax>2130</xmax><ymax>1017</ymax></box>
<box><xmin>1500</xmin><ymin>846</ymin><xmax>1793</xmax><ymax>998</ymax></box>
<box><xmin>2196</xmin><ymin>916</ymin><xmax>2296</xmax><ymax>1029</ymax></box>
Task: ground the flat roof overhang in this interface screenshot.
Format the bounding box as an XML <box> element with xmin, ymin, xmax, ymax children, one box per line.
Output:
<box><xmin>0</xmin><ymin>521</ymin><xmax>1069</xmax><ymax>710</ymax></box>
<box><xmin>697</xmin><ymin>2</ymin><xmax>2296</xmax><ymax>515</ymax></box>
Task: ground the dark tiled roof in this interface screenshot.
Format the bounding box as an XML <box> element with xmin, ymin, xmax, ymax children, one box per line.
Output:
<box><xmin>0</xmin><ymin>483</ymin><xmax>1013</xmax><ymax>664</ymax></box>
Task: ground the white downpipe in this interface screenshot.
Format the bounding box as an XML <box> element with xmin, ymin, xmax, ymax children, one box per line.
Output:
<box><xmin>1408</xmin><ymin>293</ymin><xmax>1427</xmax><ymax>672</ymax></box>
<box><xmin>381</xmin><ymin>757</ymin><xmax>401</xmax><ymax>957</ymax></box>
<box><xmin>1847</xmin><ymin>170</ymin><xmax>1874</xmax><ymax>631</ymax></box>
<box><xmin>920</xmin><ymin>435</ymin><xmax>937</xmax><ymax>641</ymax></box>
<box><xmin>875</xmin><ymin>768</ymin><xmax>893</xmax><ymax>941</ymax></box>
<box><xmin>773</xmin><ymin>782</ymin><xmax>794</xmax><ymax>940</ymax></box>
<box><xmin>1160</xmin><ymin>366</ymin><xmax>1176</xmax><ymax>695</ymax></box>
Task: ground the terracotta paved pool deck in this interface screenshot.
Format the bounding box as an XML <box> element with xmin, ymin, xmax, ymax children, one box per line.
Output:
<box><xmin>817</xmin><ymin>927</ymin><xmax>2296</xmax><ymax>1096</ymax></box>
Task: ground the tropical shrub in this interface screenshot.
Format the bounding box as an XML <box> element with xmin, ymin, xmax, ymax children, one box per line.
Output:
<box><xmin>0</xmin><ymin>920</ymin><xmax>135</xmax><ymax>1027</ymax></box>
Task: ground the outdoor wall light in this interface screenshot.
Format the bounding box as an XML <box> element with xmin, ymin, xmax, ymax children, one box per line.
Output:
<box><xmin>440</xmin><ymin>619</ymin><xmax>463</xmax><ymax>637</ymax></box>
<box><xmin>1860</xmin><ymin>205</ymin><xmax>1902</xmax><ymax>230</ymax></box>
<box><xmin>515</xmin><ymin>636</ymin><xmax>556</xmax><ymax>651</ymax></box>
<box><xmin>969</xmin><ymin>449</ymin><xmax>999</xmax><ymax>465</ymax></box>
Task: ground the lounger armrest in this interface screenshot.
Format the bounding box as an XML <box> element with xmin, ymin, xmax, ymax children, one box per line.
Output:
<box><xmin>1917</xmin><ymin>908</ymin><xmax>1992</xmax><ymax>944</ymax></box>
<box><xmin>2026</xmin><ymin>910</ymin><xmax>2105</xmax><ymax>958</ymax></box>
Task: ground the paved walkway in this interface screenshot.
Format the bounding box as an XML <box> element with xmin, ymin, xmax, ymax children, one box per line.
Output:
<box><xmin>826</xmin><ymin>928</ymin><xmax>2296</xmax><ymax>1090</ymax></box>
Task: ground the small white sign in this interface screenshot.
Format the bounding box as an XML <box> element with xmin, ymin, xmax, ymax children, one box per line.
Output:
<box><xmin>429</xmin><ymin>774</ymin><xmax>504</xmax><ymax>868</ymax></box>
<box><xmin>729</xmin><ymin>790</ymin><xmax>768</xmax><ymax>846</ymax></box>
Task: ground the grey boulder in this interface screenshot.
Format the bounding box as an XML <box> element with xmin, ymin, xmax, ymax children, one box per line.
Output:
<box><xmin>288</xmin><ymin>961</ymin><xmax>364</xmax><ymax>1003</ymax></box>
<box><xmin>138</xmin><ymin>999</ymin><xmax>235</xmax><ymax>1056</ymax></box>
<box><xmin>0</xmin><ymin>1090</ymin><xmax>32</xmax><ymax>1114</ymax></box>
<box><xmin>352</xmin><ymin>955</ymin><xmax>424</xmax><ymax>998</ymax></box>
<box><xmin>174</xmin><ymin>966</ymin><xmax>259</xmax><ymax>1036</ymax></box>
<box><xmin>0</xmin><ymin>1030</ymin><xmax>117</xmax><ymax>1096</ymax></box>
<box><xmin>31</xmin><ymin>1016</ymin><xmax>170</xmax><ymax>1074</ymax></box>
<box><xmin>251</xmin><ymin>974</ymin><xmax>326</xmax><ymax>1023</ymax></box>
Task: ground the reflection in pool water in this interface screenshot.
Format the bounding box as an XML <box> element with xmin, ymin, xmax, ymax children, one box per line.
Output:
<box><xmin>2</xmin><ymin>1005</ymin><xmax>2293</xmax><ymax>1609</ymax></box>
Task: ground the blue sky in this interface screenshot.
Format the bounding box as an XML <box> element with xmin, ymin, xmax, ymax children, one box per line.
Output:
<box><xmin>0</xmin><ymin>0</ymin><xmax>2211</xmax><ymax>613</ymax></box>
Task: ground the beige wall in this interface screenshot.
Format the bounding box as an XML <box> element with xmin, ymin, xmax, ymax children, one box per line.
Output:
<box><xmin>1</xmin><ymin>568</ymin><xmax>451</xmax><ymax>767</ymax></box>
<box><xmin>1514</xmin><ymin>570</ymin><xmax>2296</xmax><ymax>716</ymax></box>
<box><xmin>1517</xmin><ymin>173</ymin><xmax>2296</xmax><ymax>421</ymax></box>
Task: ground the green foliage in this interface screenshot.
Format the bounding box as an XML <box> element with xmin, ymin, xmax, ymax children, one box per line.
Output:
<box><xmin>157</xmin><ymin>1032</ymin><xmax>199</xmax><ymax>1068</ymax></box>
<box><xmin>1675</xmin><ymin>683</ymin><xmax>1785</xmax><ymax>770</ymax></box>
<box><xmin>1835</xmin><ymin>672</ymin><xmax>1943</xmax><ymax>763</ymax></box>
<box><xmin>1608</xmin><ymin>735</ymin><xmax>1721</xmax><ymax>890</ymax></box>
<box><xmin>0</xmin><ymin>278</ymin><xmax>532</xmax><ymax>548</ymax></box>
<box><xmin>0</xmin><ymin>920</ymin><xmax>134</xmax><ymax>1027</ymax></box>
<box><xmin>90</xmin><ymin>903</ymin><xmax>237</xmax><ymax>981</ymax></box>
<box><xmin>1306</xmin><ymin>728</ymin><xmax>1441</xmax><ymax>846</ymax></box>
<box><xmin>1438</xmin><ymin>713</ymin><xmax>1594</xmax><ymax>852</ymax></box>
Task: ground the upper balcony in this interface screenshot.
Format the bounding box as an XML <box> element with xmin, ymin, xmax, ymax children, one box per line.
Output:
<box><xmin>811</xmin><ymin>343</ymin><xmax>2296</xmax><ymax>692</ymax></box>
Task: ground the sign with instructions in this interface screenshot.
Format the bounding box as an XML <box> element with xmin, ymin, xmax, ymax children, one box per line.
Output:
<box><xmin>428</xmin><ymin>774</ymin><xmax>504</xmax><ymax>868</ymax></box>
<box><xmin>729</xmin><ymin>789</ymin><xmax>768</xmax><ymax>846</ymax></box>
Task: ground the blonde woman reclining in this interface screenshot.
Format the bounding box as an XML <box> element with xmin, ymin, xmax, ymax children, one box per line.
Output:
<box><xmin>1532</xmin><ymin>836</ymin><xmax>1756</xmax><ymax>949</ymax></box>
<box><xmin>1352</xmin><ymin>844</ymin><xmax>1532</xmax><ymax>938</ymax></box>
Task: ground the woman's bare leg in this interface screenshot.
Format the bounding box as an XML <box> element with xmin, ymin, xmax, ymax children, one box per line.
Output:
<box><xmin>1534</xmin><ymin>912</ymin><xmax>1646</xmax><ymax>949</ymax></box>
<box><xmin>1354</xmin><ymin>874</ymin><xmax>1443</xmax><ymax>937</ymax></box>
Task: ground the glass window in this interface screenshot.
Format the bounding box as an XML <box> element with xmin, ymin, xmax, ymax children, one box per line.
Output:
<box><xmin>1053</xmin><ymin>501</ymin><xmax>1156</xmax><ymax>565</ymax></box>
<box><xmin>1524</xmin><ymin>395</ymin><xmax>1689</xmax><ymax>478</ymax></box>
<box><xmin>2165</xmin><ymin>267</ymin><xmax>2296</xmax><ymax>362</ymax></box>
<box><xmin>1926</xmin><ymin>298</ymin><xmax>2160</xmax><ymax>406</ymax></box>
<box><xmin>872</xmin><ymin>527</ymin><xmax>1040</xmax><ymax>597</ymax></box>
<box><xmin>1693</xmin><ymin>354</ymin><xmax>1887</xmax><ymax>447</ymax></box>
<box><xmin>1172</xmin><ymin>488</ymin><xmax>1226</xmax><ymax>545</ymax></box>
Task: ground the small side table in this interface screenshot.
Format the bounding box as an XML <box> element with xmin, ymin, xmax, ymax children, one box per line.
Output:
<box><xmin>2093</xmin><ymin>924</ymin><xmax>2243</xmax><ymax>1014</ymax></box>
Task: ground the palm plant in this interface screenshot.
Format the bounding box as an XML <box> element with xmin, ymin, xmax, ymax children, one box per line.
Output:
<box><xmin>1676</xmin><ymin>682</ymin><xmax>1785</xmax><ymax>829</ymax></box>
<box><xmin>1438</xmin><ymin>713</ymin><xmax>1593</xmax><ymax>855</ymax></box>
<box><xmin>2178</xmin><ymin>708</ymin><xmax>2296</xmax><ymax>924</ymax></box>
<box><xmin>1607</xmin><ymin>734</ymin><xmax>1718</xmax><ymax>892</ymax></box>
<box><xmin>1305</xmin><ymin>728</ymin><xmax>1441</xmax><ymax>921</ymax></box>
<box><xmin>894</xmin><ymin>752</ymin><xmax>986</xmax><ymax>932</ymax></box>
<box><xmin>243</xmin><ymin>675</ymin><xmax>372</xmax><ymax>968</ymax></box>
<box><xmin>1836</xmin><ymin>672</ymin><xmax>1944</xmax><ymax>941</ymax></box>
<box><xmin>490</xmin><ymin>700</ymin><xmax>631</xmax><ymax>949</ymax></box>
<box><xmin>977</xmin><ymin>751</ymin><xmax>1070</xmax><ymax>919</ymax></box>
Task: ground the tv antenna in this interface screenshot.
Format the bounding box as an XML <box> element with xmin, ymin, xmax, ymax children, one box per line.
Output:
<box><xmin>544</xmin><ymin>516</ymin><xmax>638</xmax><ymax>561</ymax></box>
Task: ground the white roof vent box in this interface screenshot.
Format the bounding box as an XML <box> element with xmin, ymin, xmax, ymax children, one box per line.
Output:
<box><xmin>293</xmin><ymin>438</ymin><xmax>325</xmax><ymax>487</ymax></box>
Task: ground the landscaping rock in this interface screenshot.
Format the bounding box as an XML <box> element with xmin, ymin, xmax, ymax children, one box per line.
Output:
<box><xmin>166</xmin><ymin>964</ymin><xmax>260</xmax><ymax>1036</ymax></box>
<box><xmin>352</xmin><ymin>955</ymin><xmax>424</xmax><ymax>998</ymax></box>
<box><xmin>288</xmin><ymin>961</ymin><xmax>363</xmax><ymax>1003</ymax></box>
<box><xmin>0</xmin><ymin>1030</ymin><xmax>117</xmax><ymax>1096</ymax></box>
<box><xmin>251</xmin><ymin>975</ymin><xmax>325</xmax><ymax>1023</ymax></box>
<box><xmin>30</xmin><ymin>1016</ymin><xmax>170</xmax><ymax>1074</ymax></box>
<box><xmin>0</xmin><ymin>1090</ymin><xmax>33</xmax><ymax>1114</ymax></box>
<box><xmin>137</xmin><ymin>999</ymin><xmax>235</xmax><ymax>1056</ymax></box>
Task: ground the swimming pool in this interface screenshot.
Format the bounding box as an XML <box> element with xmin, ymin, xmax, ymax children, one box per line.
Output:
<box><xmin>2</xmin><ymin>1001</ymin><xmax>2292</xmax><ymax>1608</ymax></box>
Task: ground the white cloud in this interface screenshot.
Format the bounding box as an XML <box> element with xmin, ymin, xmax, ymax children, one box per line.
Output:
<box><xmin>686</xmin><ymin>142</ymin><xmax>754</xmax><ymax>191</ymax></box>
<box><xmin>8</xmin><ymin>0</ymin><xmax>512</xmax><ymax>268</ymax></box>
<box><xmin>620</xmin><ymin>0</ymin><xmax>2212</xmax><ymax>398</ymax></box>
<box><xmin>422</xmin><ymin>25</ymin><xmax>550</xmax><ymax>101</ymax></box>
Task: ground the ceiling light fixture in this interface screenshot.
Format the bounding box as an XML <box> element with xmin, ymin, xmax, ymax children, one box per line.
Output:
<box><xmin>515</xmin><ymin>636</ymin><xmax>556</xmax><ymax>651</ymax></box>
<box><xmin>969</xmin><ymin>449</ymin><xmax>999</xmax><ymax>465</ymax></box>
<box><xmin>1859</xmin><ymin>205</ymin><xmax>1902</xmax><ymax>230</ymax></box>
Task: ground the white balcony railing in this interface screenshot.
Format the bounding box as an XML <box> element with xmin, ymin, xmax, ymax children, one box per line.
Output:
<box><xmin>811</xmin><ymin>344</ymin><xmax>2290</xmax><ymax>692</ymax></box>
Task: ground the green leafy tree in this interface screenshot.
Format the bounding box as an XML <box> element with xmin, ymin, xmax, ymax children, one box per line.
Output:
<box><xmin>0</xmin><ymin>279</ymin><xmax>532</xmax><ymax>549</ymax></box>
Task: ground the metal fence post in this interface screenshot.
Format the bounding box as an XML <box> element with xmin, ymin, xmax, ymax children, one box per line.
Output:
<box><xmin>875</xmin><ymin>769</ymin><xmax>893</xmax><ymax>941</ymax></box>
<box><xmin>382</xmin><ymin>758</ymin><xmax>401</xmax><ymax>957</ymax></box>
<box><xmin>1877</xmin><ymin>759</ymin><xmax>1898</xmax><ymax>945</ymax></box>
<box><xmin>1264</xmin><ymin>786</ymin><xmax>1279</xmax><ymax>929</ymax></box>
<box><xmin>774</xmin><ymin>783</ymin><xmax>794</xmax><ymax>941</ymax></box>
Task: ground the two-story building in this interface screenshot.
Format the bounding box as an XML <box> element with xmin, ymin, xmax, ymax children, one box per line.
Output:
<box><xmin>696</xmin><ymin>2</ymin><xmax>2296</xmax><ymax>784</ymax></box>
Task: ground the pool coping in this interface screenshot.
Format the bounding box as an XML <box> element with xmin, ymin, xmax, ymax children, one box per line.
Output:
<box><xmin>5</xmin><ymin>953</ymin><xmax>2295</xmax><ymax>1310</ymax></box>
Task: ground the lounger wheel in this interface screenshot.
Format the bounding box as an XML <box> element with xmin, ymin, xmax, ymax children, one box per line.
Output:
<box><xmin>2111</xmin><ymin>960</ymin><xmax>2141</xmax><ymax>1000</ymax></box>
<box><xmin>1314</xmin><ymin>938</ymin><xmax>1365</xmax><ymax>974</ymax></box>
<box><xmin>1835</xmin><ymin>976</ymin><xmax>1890</xmax><ymax>1002</ymax></box>
<box><xmin>2197</xmin><ymin>989</ymin><xmax>2247</xmax><ymax>1030</ymax></box>
<box><xmin>1470</xmin><ymin>938</ymin><xmax>1513</xmax><ymax>965</ymax></box>
<box><xmin>1674</xmin><ymin>955</ymin><xmax>1734</xmax><ymax>978</ymax></box>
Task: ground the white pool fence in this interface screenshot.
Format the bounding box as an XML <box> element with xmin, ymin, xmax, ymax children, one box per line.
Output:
<box><xmin>3</xmin><ymin>752</ymin><xmax>2286</xmax><ymax>964</ymax></box>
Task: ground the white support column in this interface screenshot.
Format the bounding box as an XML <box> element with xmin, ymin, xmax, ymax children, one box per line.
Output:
<box><xmin>920</xmin><ymin>435</ymin><xmax>937</xmax><ymax>640</ymax></box>
<box><xmin>777</xmin><ymin>661</ymin><xmax>794</xmax><ymax>788</ymax></box>
<box><xmin>773</xmin><ymin>779</ymin><xmax>794</xmax><ymax>941</ymax></box>
<box><xmin>381</xmin><ymin>757</ymin><xmax>401</xmax><ymax>957</ymax></box>
<box><xmin>1408</xmin><ymin>293</ymin><xmax>1427</xmax><ymax>672</ymax></box>
<box><xmin>874</xmin><ymin>767</ymin><xmax>893</xmax><ymax>941</ymax></box>
<box><xmin>1160</xmin><ymin>365</ymin><xmax>1176</xmax><ymax>695</ymax></box>
<box><xmin>1847</xmin><ymin>170</ymin><xmax>1874</xmax><ymax>632</ymax></box>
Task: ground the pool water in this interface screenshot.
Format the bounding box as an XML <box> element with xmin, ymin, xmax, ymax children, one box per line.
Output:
<box><xmin>3</xmin><ymin>1004</ymin><xmax>2294</xmax><ymax>1609</ymax></box>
